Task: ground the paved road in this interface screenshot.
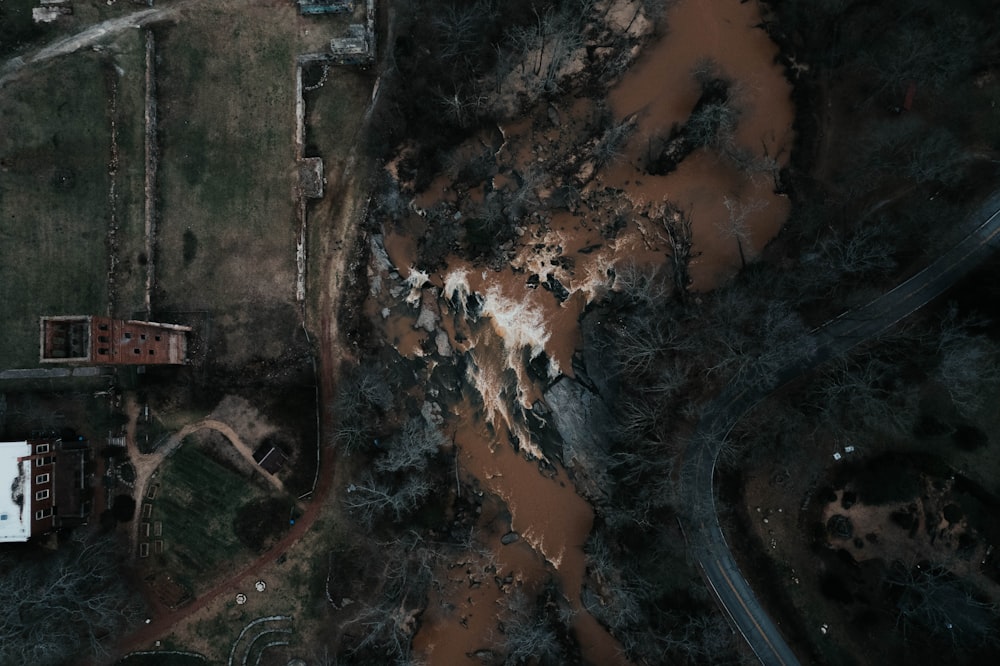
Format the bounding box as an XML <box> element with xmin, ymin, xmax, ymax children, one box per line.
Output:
<box><xmin>683</xmin><ymin>189</ymin><xmax>1000</xmax><ymax>665</ymax></box>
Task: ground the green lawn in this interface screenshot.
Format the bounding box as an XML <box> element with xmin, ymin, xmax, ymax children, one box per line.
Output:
<box><xmin>0</xmin><ymin>28</ymin><xmax>149</xmax><ymax>369</ymax></box>
<box><xmin>152</xmin><ymin>8</ymin><xmax>313</xmax><ymax>366</ymax></box>
<box><xmin>110</xmin><ymin>29</ymin><xmax>153</xmax><ymax>317</ymax></box>
<box><xmin>154</xmin><ymin>11</ymin><xmax>297</xmax><ymax>305</ymax></box>
<box><xmin>1</xmin><ymin>6</ymin><xmax>372</xmax><ymax>369</ymax></box>
<box><xmin>0</xmin><ymin>53</ymin><xmax>111</xmax><ymax>368</ymax></box>
<box><xmin>151</xmin><ymin>440</ymin><xmax>268</xmax><ymax>592</ymax></box>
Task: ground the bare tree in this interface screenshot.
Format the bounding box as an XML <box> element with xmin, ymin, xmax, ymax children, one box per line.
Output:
<box><xmin>436</xmin><ymin>85</ymin><xmax>472</xmax><ymax>128</ymax></box>
<box><xmin>331</xmin><ymin>363</ymin><xmax>394</xmax><ymax>454</ymax></box>
<box><xmin>807</xmin><ymin>220</ymin><xmax>897</xmax><ymax>288</ymax></box>
<box><xmin>582</xmin><ymin>535</ymin><xmax>645</xmax><ymax>635</ymax></box>
<box><xmin>497</xmin><ymin>589</ymin><xmax>563</xmax><ymax>665</ymax></box>
<box><xmin>506</xmin><ymin>2</ymin><xmax>585</xmax><ymax>97</ymax></box>
<box><xmin>593</xmin><ymin>116</ymin><xmax>636</xmax><ymax>169</ymax></box>
<box><xmin>0</xmin><ymin>533</ymin><xmax>143</xmax><ymax>665</ymax></box>
<box><xmin>376</xmin><ymin>416</ymin><xmax>446</xmax><ymax>474</ymax></box>
<box><xmin>885</xmin><ymin>559</ymin><xmax>1000</xmax><ymax>648</ymax></box>
<box><xmin>344</xmin><ymin>473</ymin><xmax>433</xmax><ymax>527</ymax></box>
<box><xmin>856</xmin><ymin>12</ymin><xmax>976</xmax><ymax>100</ymax></box>
<box><xmin>648</xmin><ymin>200</ymin><xmax>694</xmax><ymax>303</ymax></box>
<box><xmin>705</xmin><ymin>296</ymin><xmax>814</xmax><ymax>393</ymax></box>
<box><xmin>811</xmin><ymin>353</ymin><xmax>919</xmax><ymax>437</ymax></box>
<box><xmin>719</xmin><ymin>195</ymin><xmax>768</xmax><ymax>269</ymax></box>
<box><xmin>934</xmin><ymin>307</ymin><xmax>1000</xmax><ymax>416</ymax></box>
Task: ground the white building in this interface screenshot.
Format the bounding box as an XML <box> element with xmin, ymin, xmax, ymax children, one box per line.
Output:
<box><xmin>0</xmin><ymin>441</ymin><xmax>33</xmax><ymax>542</ymax></box>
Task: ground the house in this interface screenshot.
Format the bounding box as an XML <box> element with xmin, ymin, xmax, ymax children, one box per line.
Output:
<box><xmin>40</xmin><ymin>316</ymin><xmax>192</xmax><ymax>365</ymax></box>
<box><xmin>0</xmin><ymin>437</ymin><xmax>92</xmax><ymax>542</ymax></box>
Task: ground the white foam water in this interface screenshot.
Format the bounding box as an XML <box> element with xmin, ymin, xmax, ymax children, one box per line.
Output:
<box><xmin>442</xmin><ymin>266</ymin><xmax>551</xmax><ymax>459</ymax></box>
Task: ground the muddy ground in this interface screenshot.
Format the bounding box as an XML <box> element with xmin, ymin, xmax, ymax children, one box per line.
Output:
<box><xmin>355</xmin><ymin>0</ymin><xmax>796</xmax><ymax>663</ymax></box>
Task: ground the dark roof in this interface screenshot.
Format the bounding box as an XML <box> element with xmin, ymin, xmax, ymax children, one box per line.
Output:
<box><xmin>53</xmin><ymin>446</ymin><xmax>89</xmax><ymax>521</ymax></box>
<box><xmin>252</xmin><ymin>443</ymin><xmax>287</xmax><ymax>475</ymax></box>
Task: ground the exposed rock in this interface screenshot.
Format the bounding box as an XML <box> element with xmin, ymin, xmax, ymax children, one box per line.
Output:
<box><xmin>501</xmin><ymin>531</ymin><xmax>520</xmax><ymax>545</ymax></box>
<box><xmin>435</xmin><ymin>330</ymin><xmax>452</xmax><ymax>357</ymax></box>
<box><xmin>543</xmin><ymin>377</ymin><xmax>613</xmax><ymax>501</ymax></box>
<box><xmin>421</xmin><ymin>401</ymin><xmax>444</xmax><ymax>426</ymax></box>
<box><xmin>577</xmin><ymin>305</ymin><xmax>619</xmax><ymax>401</ymax></box>
<box><xmin>415</xmin><ymin>290</ymin><xmax>441</xmax><ymax>332</ymax></box>
<box><xmin>542</xmin><ymin>273</ymin><xmax>570</xmax><ymax>302</ymax></box>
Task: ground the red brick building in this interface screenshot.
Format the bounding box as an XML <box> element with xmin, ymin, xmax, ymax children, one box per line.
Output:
<box><xmin>40</xmin><ymin>316</ymin><xmax>191</xmax><ymax>365</ymax></box>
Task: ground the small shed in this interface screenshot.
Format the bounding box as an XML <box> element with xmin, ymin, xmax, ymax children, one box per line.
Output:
<box><xmin>253</xmin><ymin>442</ymin><xmax>288</xmax><ymax>475</ymax></box>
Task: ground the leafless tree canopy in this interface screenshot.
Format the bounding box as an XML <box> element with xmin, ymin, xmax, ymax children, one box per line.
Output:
<box><xmin>0</xmin><ymin>533</ymin><xmax>143</xmax><ymax>665</ymax></box>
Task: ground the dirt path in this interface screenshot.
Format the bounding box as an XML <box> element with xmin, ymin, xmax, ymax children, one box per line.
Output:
<box><xmin>125</xmin><ymin>409</ymin><xmax>288</xmax><ymax>557</ymax></box>
<box><xmin>197</xmin><ymin>418</ymin><xmax>288</xmax><ymax>494</ymax></box>
<box><xmin>0</xmin><ymin>6</ymin><xmax>179</xmax><ymax>88</ymax></box>
<box><xmin>112</xmin><ymin>68</ymin><xmax>377</xmax><ymax>664</ymax></box>
<box><xmin>112</xmin><ymin>446</ymin><xmax>338</xmax><ymax>660</ymax></box>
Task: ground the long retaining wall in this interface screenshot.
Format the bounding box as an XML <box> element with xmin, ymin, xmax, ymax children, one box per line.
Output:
<box><xmin>143</xmin><ymin>28</ymin><xmax>158</xmax><ymax>319</ymax></box>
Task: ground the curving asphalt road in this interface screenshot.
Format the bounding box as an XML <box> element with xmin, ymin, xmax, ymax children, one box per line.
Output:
<box><xmin>683</xmin><ymin>189</ymin><xmax>1000</xmax><ymax>665</ymax></box>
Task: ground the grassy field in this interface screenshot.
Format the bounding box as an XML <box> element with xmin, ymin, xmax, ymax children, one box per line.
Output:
<box><xmin>0</xmin><ymin>28</ymin><xmax>148</xmax><ymax>370</ymax></box>
<box><xmin>109</xmin><ymin>29</ymin><xmax>153</xmax><ymax>318</ymax></box>
<box><xmin>151</xmin><ymin>5</ymin><xmax>375</xmax><ymax>367</ymax></box>
<box><xmin>1</xmin><ymin>5</ymin><xmax>370</xmax><ymax>369</ymax></box>
<box><xmin>148</xmin><ymin>439</ymin><xmax>271</xmax><ymax>593</ymax></box>
<box><xmin>0</xmin><ymin>53</ymin><xmax>110</xmax><ymax>368</ymax></box>
<box><xmin>154</xmin><ymin>7</ymin><xmax>305</xmax><ymax>367</ymax></box>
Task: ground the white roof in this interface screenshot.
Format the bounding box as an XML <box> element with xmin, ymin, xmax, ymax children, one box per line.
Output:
<box><xmin>0</xmin><ymin>441</ymin><xmax>31</xmax><ymax>542</ymax></box>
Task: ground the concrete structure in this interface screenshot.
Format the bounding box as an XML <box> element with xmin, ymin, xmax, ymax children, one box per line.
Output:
<box><xmin>299</xmin><ymin>0</ymin><xmax>376</xmax><ymax>66</ymax></box>
<box><xmin>32</xmin><ymin>1</ymin><xmax>72</xmax><ymax>24</ymax></box>
<box><xmin>297</xmin><ymin>0</ymin><xmax>353</xmax><ymax>15</ymax></box>
<box><xmin>40</xmin><ymin>316</ymin><xmax>191</xmax><ymax>365</ymax></box>
<box><xmin>298</xmin><ymin>157</ymin><xmax>325</xmax><ymax>199</ymax></box>
<box><xmin>330</xmin><ymin>24</ymin><xmax>370</xmax><ymax>65</ymax></box>
<box><xmin>0</xmin><ymin>437</ymin><xmax>91</xmax><ymax>542</ymax></box>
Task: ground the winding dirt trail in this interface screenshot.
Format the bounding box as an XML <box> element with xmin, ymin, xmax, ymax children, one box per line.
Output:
<box><xmin>125</xmin><ymin>410</ymin><xmax>289</xmax><ymax>559</ymax></box>
<box><xmin>112</xmin><ymin>71</ymin><xmax>376</xmax><ymax>666</ymax></box>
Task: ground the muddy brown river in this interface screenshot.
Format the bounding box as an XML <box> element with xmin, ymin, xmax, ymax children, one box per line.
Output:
<box><xmin>370</xmin><ymin>0</ymin><xmax>794</xmax><ymax>662</ymax></box>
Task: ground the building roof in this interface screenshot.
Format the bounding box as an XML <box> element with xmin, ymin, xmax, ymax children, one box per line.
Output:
<box><xmin>0</xmin><ymin>441</ymin><xmax>31</xmax><ymax>542</ymax></box>
<box><xmin>54</xmin><ymin>447</ymin><xmax>88</xmax><ymax>520</ymax></box>
<box><xmin>253</xmin><ymin>443</ymin><xmax>288</xmax><ymax>475</ymax></box>
<box><xmin>40</xmin><ymin>316</ymin><xmax>192</xmax><ymax>365</ymax></box>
